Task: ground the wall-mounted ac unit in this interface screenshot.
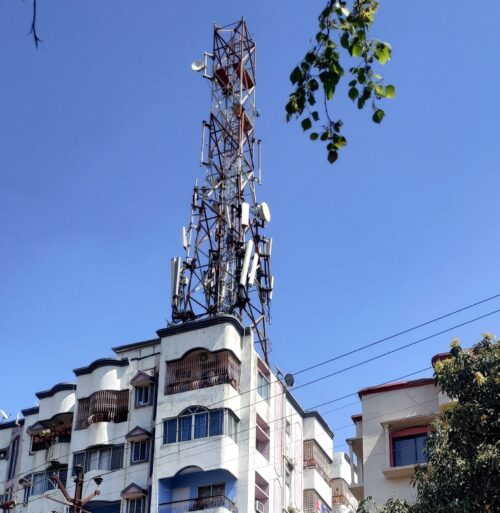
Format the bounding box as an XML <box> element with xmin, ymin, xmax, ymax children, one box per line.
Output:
<box><xmin>255</xmin><ymin>500</ymin><xmax>265</xmax><ymax>513</ymax></box>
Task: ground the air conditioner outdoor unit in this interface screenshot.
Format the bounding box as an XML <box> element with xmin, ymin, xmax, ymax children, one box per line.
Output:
<box><xmin>255</xmin><ymin>500</ymin><xmax>265</xmax><ymax>513</ymax></box>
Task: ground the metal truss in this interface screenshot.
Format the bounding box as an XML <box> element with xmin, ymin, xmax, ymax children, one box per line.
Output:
<box><xmin>171</xmin><ymin>19</ymin><xmax>274</xmax><ymax>363</ymax></box>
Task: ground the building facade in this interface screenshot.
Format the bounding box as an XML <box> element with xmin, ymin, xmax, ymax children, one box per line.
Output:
<box><xmin>346</xmin><ymin>369</ymin><xmax>449</xmax><ymax>506</ymax></box>
<box><xmin>0</xmin><ymin>316</ymin><xmax>335</xmax><ymax>513</ymax></box>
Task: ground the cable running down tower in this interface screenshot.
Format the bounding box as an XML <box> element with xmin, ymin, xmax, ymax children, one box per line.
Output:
<box><xmin>170</xmin><ymin>20</ymin><xmax>274</xmax><ymax>363</ymax></box>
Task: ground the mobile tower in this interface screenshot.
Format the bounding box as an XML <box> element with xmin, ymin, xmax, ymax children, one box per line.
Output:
<box><xmin>170</xmin><ymin>19</ymin><xmax>274</xmax><ymax>363</ymax></box>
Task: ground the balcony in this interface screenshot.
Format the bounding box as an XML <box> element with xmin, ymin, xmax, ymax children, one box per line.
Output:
<box><xmin>159</xmin><ymin>496</ymin><xmax>237</xmax><ymax>513</ymax></box>
<box><xmin>165</xmin><ymin>350</ymin><xmax>240</xmax><ymax>395</ymax></box>
<box><xmin>303</xmin><ymin>440</ymin><xmax>331</xmax><ymax>484</ymax></box>
<box><xmin>75</xmin><ymin>390</ymin><xmax>129</xmax><ymax>430</ymax></box>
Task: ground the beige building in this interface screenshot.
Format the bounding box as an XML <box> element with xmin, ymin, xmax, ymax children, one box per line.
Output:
<box><xmin>346</xmin><ymin>364</ymin><xmax>449</xmax><ymax>506</ymax></box>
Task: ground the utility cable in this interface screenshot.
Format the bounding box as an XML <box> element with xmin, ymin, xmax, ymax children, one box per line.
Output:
<box><xmin>3</xmin><ymin>300</ymin><xmax>498</xmax><ymax>489</ymax></box>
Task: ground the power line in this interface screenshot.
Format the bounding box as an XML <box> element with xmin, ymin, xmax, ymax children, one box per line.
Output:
<box><xmin>292</xmin><ymin>308</ymin><xmax>500</xmax><ymax>391</ymax></box>
<box><xmin>3</xmin><ymin>304</ymin><xmax>498</xmax><ymax>489</ymax></box>
<box><xmin>6</xmin><ymin>366</ymin><xmax>433</xmax><ymax>501</ymax></box>
<box><xmin>293</xmin><ymin>293</ymin><xmax>500</xmax><ymax>376</ymax></box>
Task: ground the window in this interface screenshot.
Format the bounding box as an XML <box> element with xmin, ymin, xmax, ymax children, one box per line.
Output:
<box><xmin>257</xmin><ymin>372</ymin><xmax>270</xmax><ymax>402</ymax></box>
<box><xmin>24</xmin><ymin>468</ymin><xmax>67</xmax><ymax>498</ymax></box>
<box><xmin>7</xmin><ymin>437</ymin><xmax>19</xmax><ymax>480</ymax></box>
<box><xmin>126</xmin><ymin>498</ymin><xmax>145</xmax><ymax>513</ymax></box>
<box><xmin>163</xmin><ymin>408</ymin><xmax>238</xmax><ymax>444</ymax></box>
<box><xmin>130</xmin><ymin>440</ymin><xmax>150</xmax><ymax>464</ymax></box>
<box><xmin>135</xmin><ymin>385</ymin><xmax>153</xmax><ymax>408</ymax></box>
<box><xmin>390</xmin><ymin>427</ymin><xmax>428</xmax><ymax>467</ymax></box>
<box><xmin>198</xmin><ymin>483</ymin><xmax>225</xmax><ymax>498</ymax></box>
<box><xmin>0</xmin><ymin>448</ymin><xmax>8</xmax><ymax>460</ymax></box>
<box><xmin>73</xmin><ymin>445</ymin><xmax>124</xmax><ymax>473</ymax></box>
<box><xmin>194</xmin><ymin>484</ymin><xmax>225</xmax><ymax>509</ymax></box>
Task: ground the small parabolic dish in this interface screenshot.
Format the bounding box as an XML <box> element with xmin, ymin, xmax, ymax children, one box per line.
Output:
<box><xmin>284</xmin><ymin>373</ymin><xmax>295</xmax><ymax>387</ymax></box>
<box><xmin>258</xmin><ymin>202</ymin><xmax>271</xmax><ymax>223</ymax></box>
<box><xmin>191</xmin><ymin>60</ymin><xmax>204</xmax><ymax>72</ymax></box>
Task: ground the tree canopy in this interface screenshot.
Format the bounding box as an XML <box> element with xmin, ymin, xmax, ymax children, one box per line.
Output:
<box><xmin>358</xmin><ymin>334</ymin><xmax>500</xmax><ymax>513</ymax></box>
<box><xmin>286</xmin><ymin>0</ymin><xmax>395</xmax><ymax>165</ymax></box>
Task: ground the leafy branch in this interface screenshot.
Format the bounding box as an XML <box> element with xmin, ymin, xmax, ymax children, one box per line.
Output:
<box><xmin>286</xmin><ymin>0</ymin><xmax>395</xmax><ymax>165</ymax></box>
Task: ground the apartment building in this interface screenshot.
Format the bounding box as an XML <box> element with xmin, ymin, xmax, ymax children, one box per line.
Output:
<box><xmin>346</xmin><ymin>365</ymin><xmax>449</xmax><ymax>506</ymax></box>
<box><xmin>0</xmin><ymin>315</ymin><xmax>334</xmax><ymax>513</ymax></box>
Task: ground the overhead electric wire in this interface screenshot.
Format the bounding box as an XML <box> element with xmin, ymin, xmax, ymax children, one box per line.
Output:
<box><xmin>293</xmin><ymin>292</ymin><xmax>500</xmax><ymax>376</ymax></box>
<box><xmin>23</xmin><ymin>370</ymin><xmax>445</xmax><ymax>511</ymax></box>
<box><xmin>3</xmin><ymin>365</ymin><xmax>432</xmax><ymax>500</ymax></box>
<box><xmin>3</xmin><ymin>299</ymin><xmax>499</xmax><ymax>489</ymax></box>
<box><xmin>292</xmin><ymin>308</ymin><xmax>500</xmax><ymax>391</ymax></box>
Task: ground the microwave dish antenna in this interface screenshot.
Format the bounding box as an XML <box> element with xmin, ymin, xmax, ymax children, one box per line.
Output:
<box><xmin>170</xmin><ymin>19</ymin><xmax>274</xmax><ymax>363</ymax></box>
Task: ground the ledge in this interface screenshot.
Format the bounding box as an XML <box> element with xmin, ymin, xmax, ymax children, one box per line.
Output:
<box><xmin>21</xmin><ymin>406</ymin><xmax>39</xmax><ymax>417</ymax></box>
<box><xmin>73</xmin><ymin>358</ymin><xmax>129</xmax><ymax>376</ymax></box>
<box><xmin>383</xmin><ymin>464</ymin><xmax>418</xmax><ymax>479</ymax></box>
<box><xmin>36</xmin><ymin>382</ymin><xmax>77</xmax><ymax>399</ymax></box>
<box><xmin>157</xmin><ymin>315</ymin><xmax>244</xmax><ymax>339</ymax></box>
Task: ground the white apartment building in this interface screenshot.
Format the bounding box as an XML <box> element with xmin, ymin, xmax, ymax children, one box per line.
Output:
<box><xmin>346</xmin><ymin>360</ymin><xmax>449</xmax><ymax>506</ymax></box>
<box><xmin>0</xmin><ymin>315</ymin><xmax>335</xmax><ymax>513</ymax></box>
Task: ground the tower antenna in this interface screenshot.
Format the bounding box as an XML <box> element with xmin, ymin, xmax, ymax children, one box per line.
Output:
<box><xmin>171</xmin><ymin>19</ymin><xmax>274</xmax><ymax>363</ymax></box>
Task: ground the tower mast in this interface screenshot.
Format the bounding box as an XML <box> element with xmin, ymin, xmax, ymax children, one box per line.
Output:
<box><xmin>171</xmin><ymin>19</ymin><xmax>274</xmax><ymax>363</ymax></box>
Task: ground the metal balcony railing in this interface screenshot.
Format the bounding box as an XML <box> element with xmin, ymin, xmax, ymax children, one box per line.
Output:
<box><xmin>303</xmin><ymin>440</ymin><xmax>331</xmax><ymax>484</ymax></box>
<box><xmin>159</xmin><ymin>496</ymin><xmax>237</xmax><ymax>513</ymax></box>
<box><xmin>165</xmin><ymin>350</ymin><xmax>240</xmax><ymax>395</ymax></box>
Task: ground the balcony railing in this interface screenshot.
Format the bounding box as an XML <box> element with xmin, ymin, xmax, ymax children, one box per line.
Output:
<box><xmin>159</xmin><ymin>496</ymin><xmax>237</xmax><ymax>513</ymax></box>
<box><xmin>165</xmin><ymin>350</ymin><xmax>240</xmax><ymax>395</ymax></box>
<box><xmin>303</xmin><ymin>440</ymin><xmax>331</xmax><ymax>484</ymax></box>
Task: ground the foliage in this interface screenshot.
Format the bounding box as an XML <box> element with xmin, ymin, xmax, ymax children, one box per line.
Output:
<box><xmin>356</xmin><ymin>335</ymin><xmax>500</xmax><ymax>513</ymax></box>
<box><xmin>412</xmin><ymin>334</ymin><xmax>500</xmax><ymax>512</ymax></box>
<box><xmin>286</xmin><ymin>0</ymin><xmax>395</xmax><ymax>164</ymax></box>
<box><xmin>357</xmin><ymin>496</ymin><xmax>411</xmax><ymax>513</ymax></box>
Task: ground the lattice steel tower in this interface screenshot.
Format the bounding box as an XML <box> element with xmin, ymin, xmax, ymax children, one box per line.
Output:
<box><xmin>170</xmin><ymin>19</ymin><xmax>274</xmax><ymax>363</ymax></box>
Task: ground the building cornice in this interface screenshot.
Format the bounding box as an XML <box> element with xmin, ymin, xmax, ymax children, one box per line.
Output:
<box><xmin>358</xmin><ymin>378</ymin><xmax>435</xmax><ymax>398</ymax></box>
<box><xmin>156</xmin><ymin>315</ymin><xmax>245</xmax><ymax>339</ymax></box>
<box><xmin>36</xmin><ymin>382</ymin><xmax>77</xmax><ymax>399</ymax></box>
<box><xmin>0</xmin><ymin>419</ymin><xmax>24</xmax><ymax>430</ymax></box>
<box><xmin>21</xmin><ymin>406</ymin><xmax>39</xmax><ymax>417</ymax></box>
<box><xmin>112</xmin><ymin>338</ymin><xmax>160</xmax><ymax>355</ymax></box>
<box><xmin>73</xmin><ymin>358</ymin><xmax>129</xmax><ymax>376</ymax></box>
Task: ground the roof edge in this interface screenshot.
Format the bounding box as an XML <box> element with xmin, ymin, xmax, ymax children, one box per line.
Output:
<box><xmin>74</xmin><ymin>358</ymin><xmax>129</xmax><ymax>376</ymax></box>
<box><xmin>359</xmin><ymin>378</ymin><xmax>436</xmax><ymax>399</ymax></box>
<box><xmin>157</xmin><ymin>315</ymin><xmax>245</xmax><ymax>338</ymax></box>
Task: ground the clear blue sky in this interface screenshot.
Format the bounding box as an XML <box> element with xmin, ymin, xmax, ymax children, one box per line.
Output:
<box><xmin>1</xmin><ymin>1</ymin><xmax>500</xmax><ymax>448</ymax></box>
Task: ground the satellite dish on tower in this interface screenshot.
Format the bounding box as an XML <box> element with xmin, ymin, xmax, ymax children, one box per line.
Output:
<box><xmin>191</xmin><ymin>60</ymin><xmax>205</xmax><ymax>72</ymax></box>
<box><xmin>258</xmin><ymin>202</ymin><xmax>271</xmax><ymax>223</ymax></box>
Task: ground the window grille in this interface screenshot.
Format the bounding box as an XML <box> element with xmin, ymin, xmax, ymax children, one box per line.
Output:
<box><xmin>165</xmin><ymin>350</ymin><xmax>240</xmax><ymax>395</ymax></box>
<box><xmin>75</xmin><ymin>390</ymin><xmax>129</xmax><ymax>430</ymax></box>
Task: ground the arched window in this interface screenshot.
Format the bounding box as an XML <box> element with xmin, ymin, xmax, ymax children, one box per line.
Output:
<box><xmin>163</xmin><ymin>407</ymin><xmax>237</xmax><ymax>444</ymax></box>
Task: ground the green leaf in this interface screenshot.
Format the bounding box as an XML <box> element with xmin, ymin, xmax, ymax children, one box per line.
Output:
<box><xmin>340</xmin><ymin>32</ymin><xmax>350</xmax><ymax>49</ymax></box>
<box><xmin>385</xmin><ymin>84</ymin><xmax>396</xmax><ymax>98</ymax></box>
<box><xmin>311</xmin><ymin>111</ymin><xmax>319</xmax><ymax>121</ymax></box>
<box><xmin>290</xmin><ymin>66</ymin><xmax>303</xmax><ymax>84</ymax></box>
<box><xmin>308</xmin><ymin>78</ymin><xmax>319</xmax><ymax>91</ymax></box>
<box><xmin>320</xmin><ymin>131</ymin><xmax>330</xmax><ymax>141</ymax></box>
<box><xmin>351</xmin><ymin>44</ymin><xmax>363</xmax><ymax>57</ymax></box>
<box><xmin>305</xmin><ymin>51</ymin><xmax>316</xmax><ymax>64</ymax></box>
<box><xmin>327</xmin><ymin>150</ymin><xmax>338</xmax><ymax>164</ymax></box>
<box><xmin>348</xmin><ymin>87</ymin><xmax>359</xmax><ymax>101</ymax></box>
<box><xmin>301</xmin><ymin>117</ymin><xmax>312</xmax><ymax>131</ymax></box>
<box><xmin>374</xmin><ymin>43</ymin><xmax>391</xmax><ymax>65</ymax></box>
<box><xmin>375</xmin><ymin>84</ymin><xmax>385</xmax><ymax>97</ymax></box>
<box><xmin>310</xmin><ymin>132</ymin><xmax>319</xmax><ymax>141</ymax></box>
<box><xmin>372</xmin><ymin>108</ymin><xmax>385</xmax><ymax>123</ymax></box>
